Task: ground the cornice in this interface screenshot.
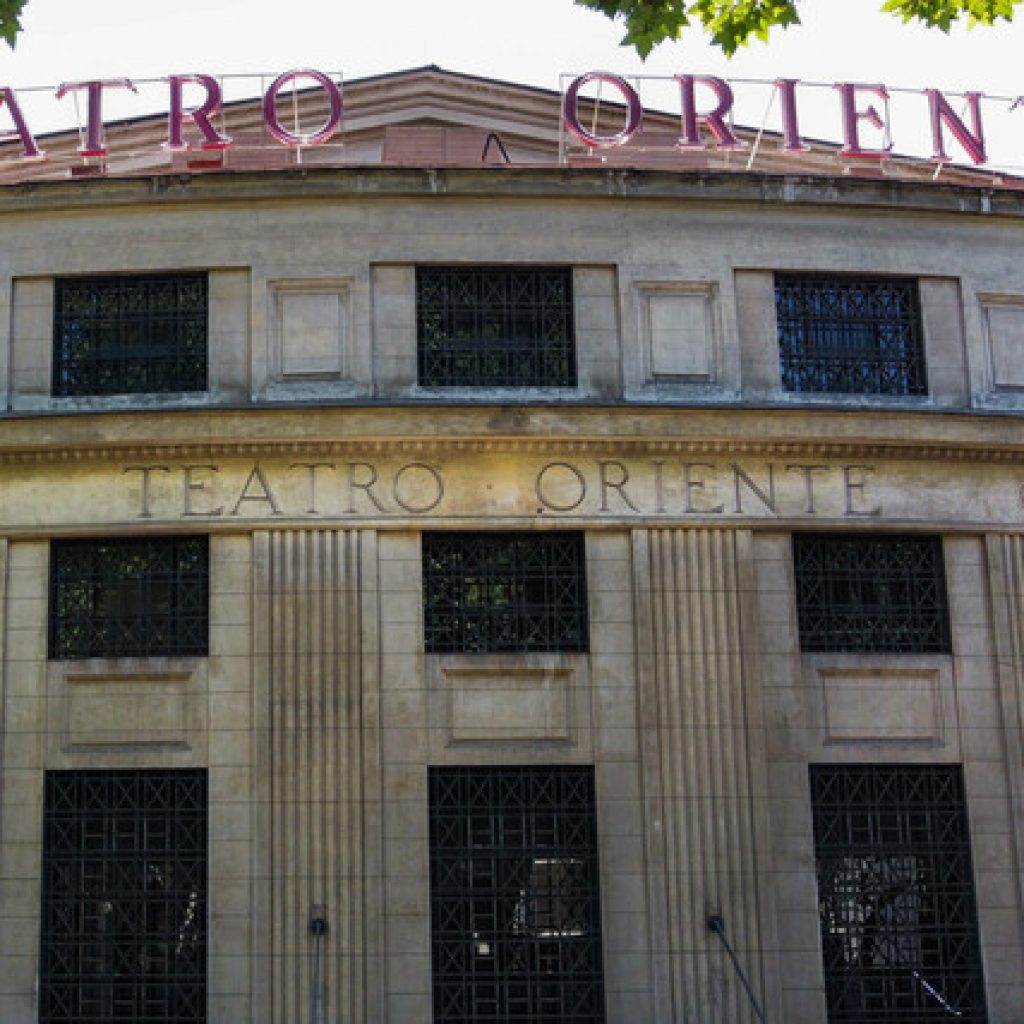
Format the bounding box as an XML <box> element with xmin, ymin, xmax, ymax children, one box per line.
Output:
<box><xmin>1</xmin><ymin>405</ymin><xmax>1024</xmax><ymax>466</ymax></box>
<box><xmin>0</xmin><ymin>165</ymin><xmax>1020</xmax><ymax>219</ymax></box>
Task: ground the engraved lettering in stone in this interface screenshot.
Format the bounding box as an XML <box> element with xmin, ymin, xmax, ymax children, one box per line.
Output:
<box><xmin>843</xmin><ymin>464</ymin><xmax>882</xmax><ymax>517</ymax></box>
<box><xmin>651</xmin><ymin>460</ymin><xmax>667</xmax><ymax>514</ymax></box>
<box><xmin>599</xmin><ymin>460</ymin><xmax>640</xmax><ymax>512</ymax></box>
<box><xmin>230</xmin><ymin>464</ymin><xmax>282</xmax><ymax>516</ymax></box>
<box><xmin>290</xmin><ymin>462</ymin><xmax>335</xmax><ymax>515</ymax></box>
<box><xmin>732</xmin><ymin>463</ymin><xmax>776</xmax><ymax>513</ymax></box>
<box><xmin>124</xmin><ymin>465</ymin><xmax>170</xmax><ymax>519</ymax></box>
<box><xmin>536</xmin><ymin>462</ymin><xmax>587</xmax><ymax>512</ymax></box>
<box><xmin>183</xmin><ymin>464</ymin><xmax>224</xmax><ymax>516</ymax></box>
<box><xmin>682</xmin><ymin>463</ymin><xmax>724</xmax><ymax>514</ymax></box>
<box><xmin>786</xmin><ymin>464</ymin><xmax>830</xmax><ymax>515</ymax></box>
<box><xmin>392</xmin><ymin>462</ymin><xmax>445</xmax><ymax>514</ymax></box>
<box><xmin>346</xmin><ymin>462</ymin><xmax>387</xmax><ymax>513</ymax></box>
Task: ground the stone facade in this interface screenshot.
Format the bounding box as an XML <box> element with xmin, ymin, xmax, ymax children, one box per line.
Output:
<box><xmin>0</xmin><ymin>68</ymin><xmax>1022</xmax><ymax>1024</ymax></box>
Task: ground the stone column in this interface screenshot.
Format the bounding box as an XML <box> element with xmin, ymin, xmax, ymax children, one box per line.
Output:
<box><xmin>982</xmin><ymin>534</ymin><xmax>1024</xmax><ymax>926</ymax></box>
<box><xmin>633</xmin><ymin>527</ymin><xmax>775</xmax><ymax>1022</ymax></box>
<box><xmin>253</xmin><ymin>528</ymin><xmax>380</xmax><ymax>1024</ymax></box>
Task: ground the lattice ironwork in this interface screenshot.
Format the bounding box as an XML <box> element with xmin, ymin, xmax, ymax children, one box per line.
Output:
<box><xmin>430</xmin><ymin>766</ymin><xmax>605</xmax><ymax>1024</ymax></box>
<box><xmin>40</xmin><ymin>769</ymin><xmax>208</xmax><ymax>1024</ymax></box>
<box><xmin>423</xmin><ymin>532</ymin><xmax>588</xmax><ymax>653</ymax></box>
<box><xmin>53</xmin><ymin>274</ymin><xmax>208</xmax><ymax>396</ymax></box>
<box><xmin>417</xmin><ymin>267</ymin><xmax>576</xmax><ymax>387</ymax></box>
<box><xmin>794</xmin><ymin>534</ymin><xmax>950</xmax><ymax>653</ymax></box>
<box><xmin>775</xmin><ymin>275</ymin><xmax>927</xmax><ymax>395</ymax></box>
<box><xmin>50</xmin><ymin>537</ymin><xmax>209</xmax><ymax>659</ymax></box>
<box><xmin>810</xmin><ymin>765</ymin><xmax>988</xmax><ymax>1024</ymax></box>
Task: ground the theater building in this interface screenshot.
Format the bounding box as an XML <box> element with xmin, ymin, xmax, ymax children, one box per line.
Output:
<box><xmin>0</xmin><ymin>66</ymin><xmax>1023</xmax><ymax>1023</ymax></box>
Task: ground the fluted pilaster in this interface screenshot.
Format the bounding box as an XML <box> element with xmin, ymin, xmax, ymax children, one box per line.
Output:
<box><xmin>634</xmin><ymin>527</ymin><xmax>769</xmax><ymax>1022</ymax></box>
<box><xmin>257</xmin><ymin>529</ymin><xmax>372</xmax><ymax>1023</ymax></box>
<box><xmin>983</xmin><ymin>534</ymin><xmax>1024</xmax><ymax>918</ymax></box>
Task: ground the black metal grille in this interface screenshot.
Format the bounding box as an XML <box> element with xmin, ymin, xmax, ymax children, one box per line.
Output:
<box><xmin>53</xmin><ymin>274</ymin><xmax>208</xmax><ymax>396</ymax></box>
<box><xmin>417</xmin><ymin>267</ymin><xmax>576</xmax><ymax>387</ymax></box>
<box><xmin>430</xmin><ymin>766</ymin><xmax>605</xmax><ymax>1024</ymax></box>
<box><xmin>775</xmin><ymin>275</ymin><xmax>927</xmax><ymax>395</ymax></box>
<box><xmin>40</xmin><ymin>769</ymin><xmax>208</xmax><ymax>1024</ymax></box>
<box><xmin>810</xmin><ymin>765</ymin><xmax>988</xmax><ymax>1024</ymax></box>
<box><xmin>794</xmin><ymin>534</ymin><xmax>950</xmax><ymax>653</ymax></box>
<box><xmin>423</xmin><ymin>532</ymin><xmax>588</xmax><ymax>654</ymax></box>
<box><xmin>49</xmin><ymin>537</ymin><xmax>209</xmax><ymax>659</ymax></box>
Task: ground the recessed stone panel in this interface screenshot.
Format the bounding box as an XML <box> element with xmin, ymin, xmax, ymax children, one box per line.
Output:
<box><xmin>442</xmin><ymin>663</ymin><xmax>573</xmax><ymax>742</ymax></box>
<box><xmin>638</xmin><ymin>283</ymin><xmax>716</xmax><ymax>381</ymax></box>
<box><xmin>270</xmin><ymin>279</ymin><xmax>351</xmax><ymax>380</ymax></box>
<box><xmin>981</xmin><ymin>295</ymin><xmax>1024</xmax><ymax>390</ymax></box>
<box><xmin>59</xmin><ymin>670</ymin><xmax>195</xmax><ymax>751</ymax></box>
<box><xmin>817</xmin><ymin>664</ymin><xmax>944</xmax><ymax>743</ymax></box>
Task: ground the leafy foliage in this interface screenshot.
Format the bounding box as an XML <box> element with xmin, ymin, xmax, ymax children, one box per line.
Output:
<box><xmin>0</xmin><ymin>0</ymin><xmax>26</xmax><ymax>48</ymax></box>
<box><xmin>576</xmin><ymin>0</ymin><xmax>1020</xmax><ymax>57</ymax></box>
<box><xmin>881</xmin><ymin>0</ymin><xmax>1020</xmax><ymax>30</ymax></box>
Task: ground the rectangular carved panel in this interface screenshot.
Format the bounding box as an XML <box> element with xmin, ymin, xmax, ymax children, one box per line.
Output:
<box><xmin>442</xmin><ymin>661</ymin><xmax>574</xmax><ymax>742</ymax></box>
<box><xmin>816</xmin><ymin>664</ymin><xmax>944</xmax><ymax>743</ymax></box>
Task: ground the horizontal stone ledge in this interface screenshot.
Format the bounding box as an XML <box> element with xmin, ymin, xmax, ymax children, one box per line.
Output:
<box><xmin>0</xmin><ymin>165</ymin><xmax>1019</xmax><ymax>219</ymax></box>
<box><xmin>0</xmin><ymin>405</ymin><xmax>1023</xmax><ymax>465</ymax></box>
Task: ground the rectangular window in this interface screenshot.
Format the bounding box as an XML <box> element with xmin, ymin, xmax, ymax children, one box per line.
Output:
<box><xmin>49</xmin><ymin>537</ymin><xmax>209</xmax><ymax>659</ymax></box>
<box><xmin>810</xmin><ymin>765</ymin><xmax>988</xmax><ymax>1023</ymax></box>
<box><xmin>423</xmin><ymin>532</ymin><xmax>588</xmax><ymax>654</ymax></box>
<box><xmin>430</xmin><ymin>766</ymin><xmax>605</xmax><ymax>1024</ymax></box>
<box><xmin>793</xmin><ymin>534</ymin><xmax>950</xmax><ymax>653</ymax></box>
<box><xmin>775</xmin><ymin>275</ymin><xmax>926</xmax><ymax>395</ymax></box>
<box><xmin>53</xmin><ymin>274</ymin><xmax>208</xmax><ymax>396</ymax></box>
<box><xmin>416</xmin><ymin>266</ymin><xmax>576</xmax><ymax>387</ymax></box>
<box><xmin>40</xmin><ymin>769</ymin><xmax>208</xmax><ymax>1024</ymax></box>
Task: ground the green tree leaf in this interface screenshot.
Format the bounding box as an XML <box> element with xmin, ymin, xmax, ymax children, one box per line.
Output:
<box><xmin>575</xmin><ymin>0</ymin><xmax>1021</xmax><ymax>58</ymax></box>
<box><xmin>0</xmin><ymin>0</ymin><xmax>27</xmax><ymax>49</ymax></box>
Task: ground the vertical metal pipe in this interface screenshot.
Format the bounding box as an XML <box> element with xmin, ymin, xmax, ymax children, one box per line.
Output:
<box><xmin>310</xmin><ymin>906</ymin><xmax>327</xmax><ymax>1024</ymax></box>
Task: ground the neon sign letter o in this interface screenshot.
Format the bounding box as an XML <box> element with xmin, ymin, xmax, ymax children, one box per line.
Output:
<box><xmin>262</xmin><ymin>69</ymin><xmax>342</xmax><ymax>146</ymax></box>
<box><xmin>563</xmin><ymin>72</ymin><xmax>642</xmax><ymax>148</ymax></box>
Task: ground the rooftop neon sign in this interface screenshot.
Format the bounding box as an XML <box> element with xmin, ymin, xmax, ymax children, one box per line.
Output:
<box><xmin>0</xmin><ymin>67</ymin><xmax>1013</xmax><ymax>172</ymax></box>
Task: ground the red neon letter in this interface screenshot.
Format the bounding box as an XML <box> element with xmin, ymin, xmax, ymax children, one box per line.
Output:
<box><xmin>0</xmin><ymin>87</ymin><xmax>43</xmax><ymax>159</ymax></box>
<box><xmin>166</xmin><ymin>74</ymin><xmax>232</xmax><ymax>151</ymax></box>
<box><xmin>55</xmin><ymin>79</ymin><xmax>137</xmax><ymax>157</ymax></box>
<box><xmin>676</xmin><ymin>75</ymin><xmax>744</xmax><ymax>150</ymax></box>
<box><xmin>834</xmin><ymin>83</ymin><xmax>891</xmax><ymax>159</ymax></box>
<box><xmin>925</xmin><ymin>89</ymin><xmax>986</xmax><ymax>166</ymax></box>
<box><xmin>563</xmin><ymin>72</ymin><xmax>642</xmax><ymax>148</ymax></box>
<box><xmin>262</xmin><ymin>69</ymin><xmax>342</xmax><ymax>147</ymax></box>
<box><xmin>774</xmin><ymin>79</ymin><xmax>809</xmax><ymax>154</ymax></box>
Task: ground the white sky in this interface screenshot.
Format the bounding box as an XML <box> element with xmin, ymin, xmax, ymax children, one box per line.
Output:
<box><xmin>1</xmin><ymin>0</ymin><xmax>1023</xmax><ymax>170</ymax></box>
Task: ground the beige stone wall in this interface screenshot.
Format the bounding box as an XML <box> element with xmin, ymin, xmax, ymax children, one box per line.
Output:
<box><xmin>755</xmin><ymin>532</ymin><xmax>1024</xmax><ymax>1022</ymax></box>
<box><xmin>2</xmin><ymin>189</ymin><xmax>1024</xmax><ymax>411</ymax></box>
<box><xmin>0</xmin><ymin>182</ymin><xmax>1022</xmax><ymax>1022</ymax></box>
<box><xmin>0</xmin><ymin>514</ymin><xmax>1021</xmax><ymax>1021</ymax></box>
<box><xmin>0</xmin><ymin>535</ymin><xmax>257</xmax><ymax>1024</ymax></box>
<box><xmin>374</xmin><ymin>529</ymin><xmax>649</xmax><ymax>1023</ymax></box>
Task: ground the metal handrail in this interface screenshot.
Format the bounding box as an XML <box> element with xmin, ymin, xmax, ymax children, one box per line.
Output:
<box><xmin>707</xmin><ymin>915</ymin><xmax>767</xmax><ymax>1024</ymax></box>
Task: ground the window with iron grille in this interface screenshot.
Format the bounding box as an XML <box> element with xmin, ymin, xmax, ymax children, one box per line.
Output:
<box><xmin>810</xmin><ymin>765</ymin><xmax>988</xmax><ymax>1024</ymax></box>
<box><xmin>40</xmin><ymin>769</ymin><xmax>208</xmax><ymax>1024</ymax></box>
<box><xmin>53</xmin><ymin>274</ymin><xmax>208</xmax><ymax>396</ymax></box>
<box><xmin>417</xmin><ymin>267</ymin><xmax>576</xmax><ymax>387</ymax></box>
<box><xmin>423</xmin><ymin>532</ymin><xmax>588</xmax><ymax>654</ymax></box>
<box><xmin>793</xmin><ymin>534</ymin><xmax>950</xmax><ymax>653</ymax></box>
<box><xmin>775</xmin><ymin>275</ymin><xmax>927</xmax><ymax>395</ymax></box>
<box><xmin>430</xmin><ymin>766</ymin><xmax>605</xmax><ymax>1024</ymax></box>
<box><xmin>49</xmin><ymin>537</ymin><xmax>209</xmax><ymax>659</ymax></box>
